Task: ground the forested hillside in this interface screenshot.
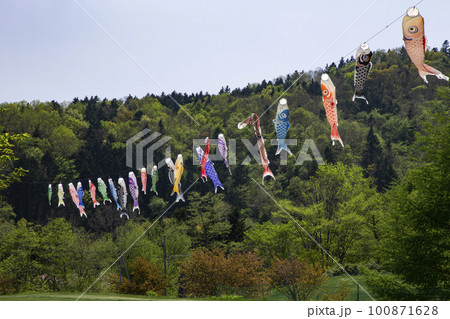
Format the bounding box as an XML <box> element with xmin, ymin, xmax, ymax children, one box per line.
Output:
<box><xmin>0</xmin><ymin>43</ymin><xmax>449</xmax><ymax>300</ymax></box>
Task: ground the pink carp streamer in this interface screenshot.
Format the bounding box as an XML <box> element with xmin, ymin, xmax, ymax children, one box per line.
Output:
<box><xmin>238</xmin><ymin>113</ymin><xmax>275</xmax><ymax>184</ymax></box>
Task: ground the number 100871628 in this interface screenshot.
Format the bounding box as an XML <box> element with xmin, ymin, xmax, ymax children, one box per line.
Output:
<box><xmin>368</xmin><ymin>305</ymin><xmax>439</xmax><ymax>316</ymax></box>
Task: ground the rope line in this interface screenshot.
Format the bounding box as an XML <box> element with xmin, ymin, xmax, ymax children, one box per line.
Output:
<box><xmin>76</xmin><ymin>178</ymin><xmax>199</xmax><ymax>300</ymax></box>
<box><xmin>258</xmin><ymin>0</ymin><xmax>381</xmax><ymax>119</ymax></box>
<box><xmin>13</xmin><ymin>1</ymin><xmax>426</xmax><ymax>186</ymax></box>
<box><xmin>258</xmin><ymin>0</ymin><xmax>426</xmax><ymax>119</ymax></box>
<box><xmin>251</xmin><ymin>178</ymin><xmax>376</xmax><ymax>301</ymax></box>
<box><xmin>342</xmin><ymin>0</ymin><xmax>424</xmax><ymax>59</ymax></box>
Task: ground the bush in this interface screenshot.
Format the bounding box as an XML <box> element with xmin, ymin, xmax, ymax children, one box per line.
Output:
<box><xmin>146</xmin><ymin>290</ymin><xmax>158</xmax><ymax>297</ymax></box>
<box><xmin>320</xmin><ymin>283</ymin><xmax>351</xmax><ymax>301</ymax></box>
<box><xmin>109</xmin><ymin>256</ymin><xmax>168</xmax><ymax>295</ymax></box>
<box><xmin>0</xmin><ymin>275</ymin><xmax>17</xmax><ymax>295</ymax></box>
<box><xmin>109</xmin><ymin>275</ymin><xmax>134</xmax><ymax>294</ymax></box>
<box><xmin>178</xmin><ymin>248</ymin><xmax>266</xmax><ymax>298</ymax></box>
<box><xmin>267</xmin><ymin>257</ymin><xmax>326</xmax><ymax>301</ymax></box>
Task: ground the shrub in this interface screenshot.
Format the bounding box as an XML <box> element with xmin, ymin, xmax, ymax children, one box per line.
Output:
<box><xmin>109</xmin><ymin>256</ymin><xmax>168</xmax><ymax>295</ymax></box>
<box><xmin>320</xmin><ymin>283</ymin><xmax>351</xmax><ymax>301</ymax></box>
<box><xmin>146</xmin><ymin>290</ymin><xmax>158</xmax><ymax>297</ymax></box>
<box><xmin>0</xmin><ymin>275</ymin><xmax>17</xmax><ymax>295</ymax></box>
<box><xmin>178</xmin><ymin>248</ymin><xmax>266</xmax><ymax>297</ymax></box>
<box><xmin>267</xmin><ymin>257</ymin><xmax>326</xmax><ymax>301</ymax></box>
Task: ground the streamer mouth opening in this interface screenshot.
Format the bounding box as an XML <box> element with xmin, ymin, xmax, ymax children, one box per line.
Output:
<box><xmin>279</xmin><ymin>98</ymin><xmax>287</xmax><ymax>106</ymax></box>
<box><xmin>406</xmin><ymin>6</ymin><xmax>419</xmax><ymax>17</ymax></box>
<box><xmin>360</xmin><ymin>42</ymin><xmax>369</xmax><ymax>50</ymax></box>
<box><xmin>321</xmin><ymin>74</ymin><xmax>330</xmax><ymax>81</ymax></box>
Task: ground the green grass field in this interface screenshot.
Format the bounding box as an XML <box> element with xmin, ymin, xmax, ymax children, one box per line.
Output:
<box><xmin>324</xmin><ymin>275</ymin><xmax>373</xmax><ymax>301</ymax></box>
<box><xmin>0</xmin><ymin>275</ymin><xmax>372</xmax><ymax>301</ymax></box>
<box><xmin>0</xmin><ymin>292</ymin><xmax>180</xmax><ymax>301</ymax></box>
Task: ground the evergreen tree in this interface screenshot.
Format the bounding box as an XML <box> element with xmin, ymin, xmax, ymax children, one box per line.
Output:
<box><xmin>361</xmin><ymin>125</ymin><xmax>382</xmax><ymax>180</ymax></box>
<box><xmin>363</xmin><ymin>126</ymin><xmax>397</xmax><ymax>191</ymax></box>
<box><xmin>367</xmin><ymin>89</ymin><xmax>450</xmax><ymax>300</ymax></box>
<box><xmin>84</xmin><ymin>96</ymin><xmax>101</xmax><ymax>128</ymax></box>
<box><xmin>185</xmin><ymin>192</ymin><xmax>231</xmax><ymax>248</ymax></box>
<box><xmin>440</xmin><ymin>40</ymin><xmax>449</xmax><ymax>57</ymax></box>
<box><xmin>274</xmin><ymin>77</ymin><xmax>284</xmax><ymax>86</ymax></box>
<box><xmin>377</xmin><ymin>141</ymin><xmax>397</xmax><ymax>190</ymax></box>
<box><xmin>228</xmin><ymin>208</ymin><xmax>248</xmax><ymax>243</ymax></box>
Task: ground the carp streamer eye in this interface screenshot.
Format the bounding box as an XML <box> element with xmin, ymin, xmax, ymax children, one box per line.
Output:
<box><xmin>363</xmin><ymin>55</ymin><xmax>370</xmax><ymax>62</ymax></box>
<box><xmin>281</xmin><ymin>113</ymin><xmax>287</xmax><ymax>118</ymax></box>
<box><xmin>409</xmin><ymin>26</ymin><xmax>418</xmax><ymax>33</ymax></box>
<box><xmin>323</xmin><ymin>90</ymin><xmax>328</xmax><ymax>96</ymax></box>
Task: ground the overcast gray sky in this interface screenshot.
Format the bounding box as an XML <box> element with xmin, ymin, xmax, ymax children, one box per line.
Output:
<box><xmin>0</xmin><ymin>0</ymin><xmax>448</xmax><ymax>103</ymax></box>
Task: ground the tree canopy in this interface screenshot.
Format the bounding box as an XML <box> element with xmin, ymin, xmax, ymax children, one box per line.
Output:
<box><xmin>0</xmin><ymin>44</ymin><xmax>449</xmax><ymax>300</ymax></box>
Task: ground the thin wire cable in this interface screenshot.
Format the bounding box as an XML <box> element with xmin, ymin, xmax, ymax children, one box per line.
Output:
<box><xmin>71</xmin><ymin>0</ymin><xmax>199</xmax><ymax>125</ymax></box>
<box><xmin>258</xmin><ymin>0</ymin><xmax>380</xmax><ymax>119</ymax></box>
<box><xmin>76</xmin><ymin>178</ymin><xmax>199</xmax><ymax>301</ymax></box>
<box><xmin>17</xmin><ymin>168</ymin><xmax>132</xmax><ymax>185</ymax></box>
<box><xmin>251</xmin><ymin>177</ymin><xmax>376</xmax><ymax>301</ymax></box>
<box><xmin>14</xmin><ymin>0</ymin><xmax>427</xmax><ymax>187</ymax></box>
<box><xmin>342</xmin><ymin>0</ymin><xmax>424</xmax><ymax>59</ymax></box>
<box><xmin>24</xmin><ymin>1</ymin><xmax>425</xmax><ymax>188</ymax></box>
